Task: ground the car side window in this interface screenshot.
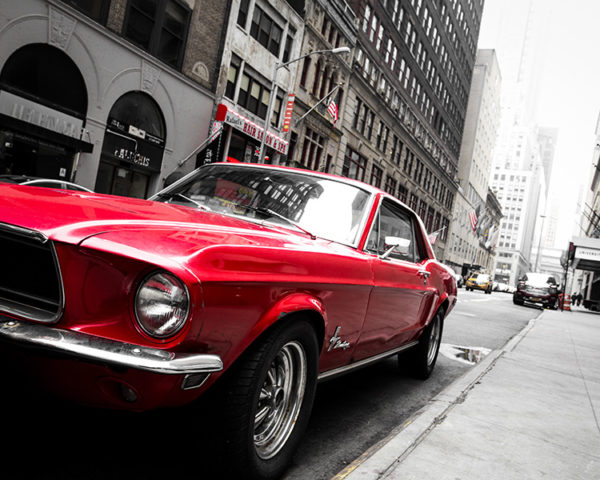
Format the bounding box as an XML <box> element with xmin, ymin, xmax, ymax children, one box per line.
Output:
<box><xmin>366</xmin><ymin>199</ymin><xmax>416</xmax><ymax>262</ymax></box>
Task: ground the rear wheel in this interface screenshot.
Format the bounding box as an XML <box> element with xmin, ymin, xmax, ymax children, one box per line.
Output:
<box><xmin>216</xmin><ymin>320</ymin><xmax>319</xmax><ymax>479</ymax></box>
<box><xmin>403</xmin><ymin>311</ymin><xmax>443</xmax><ymax>380</ymax></box>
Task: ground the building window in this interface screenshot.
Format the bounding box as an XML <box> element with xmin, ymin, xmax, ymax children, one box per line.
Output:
<box><xmin>124</xmin><ymin>0</ymin><xmax>191</xmax><ymax>69</ymax></box>
<box><xmin>370</xmin><ymin>164</ymin><xmax>383</xmax><ymax>188</ymax></box>
<box><xmin>398</xmin><ymin>185</ymin><xmax>408</xmax><ymax>203</ymax></box>
<box><xmin>299</xmin><ymin>128</ymin><xmax>324</xmax><ymax>171</ymax></box>
<box><xmin>342</xmin><ymin>148</ymin><xmax>367</xmax><ymax>181</ymax></box>
<box><xmin>60</xmin><ymin>0</ymin><xmax>109</xmax><ymax>24</ymax></box>
<box><xmin>225</xmin><ymin>54</ymin><xmax>241</xmax><ymax>100</ymax></box>
<box><xmin>237</xmin><ymin>72</ymin><xmax>270</xmax><ymax>119</ymax></box>
<box><xmin>385</xmin><ymin>176</ymin><xmax>397</xmax><ymax>197</ymax></box>
<box><xmin>250</xmin><ymin>6</ymin><xmax>283</xmax><ymax>56</ymax></box>
<box><xmin>282</xmin><ymin>27</ymin><xmax>296</xmax><ymax>63</ymax></box>
<box><xmin>237</xmin><ymin>0</ymin><xmax>250</xmax><ymax>28</ymax></box>
<box><xmin>409</xmin><ymin>193</ymin><xmax>418</xmax><ymax>211</ymax></box>
<box><xmin>299</xmin><ymin>57</ymin><xmax>311</xmax><ymax>87</ymax></box>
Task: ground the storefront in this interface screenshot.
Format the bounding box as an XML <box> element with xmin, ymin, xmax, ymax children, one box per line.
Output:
<box><xmin>207</xmin><ymin>103</ymin><xmax>289</xmax><ymax>166</ymax></box>
<box><xmin>0</xmin><ymin>44</ymin><xmax>93</xmax><ymax>180</ymax></box>
<box><xmin>95</xmin><ymin>92</ymin><xmax>166</xmax><ymax>198</ymax></box>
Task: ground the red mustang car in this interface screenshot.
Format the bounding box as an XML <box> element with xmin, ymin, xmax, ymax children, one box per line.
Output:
<box><xmin>0</xmin><ymin>163</ymin><xmax>455</xmax><ymax>479</ymax></box>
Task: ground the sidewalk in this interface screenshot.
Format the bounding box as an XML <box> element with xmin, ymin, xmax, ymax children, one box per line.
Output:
<box><xmin>336</xmin><ymin>308</ymin><xmax>600</xmax><ymax>480</ymax></box>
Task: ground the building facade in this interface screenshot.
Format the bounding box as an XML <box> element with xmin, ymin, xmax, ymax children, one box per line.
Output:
<box><xmin>446</xmin><ymin>48</ymin><xmax>501</xmax><ymax>276</ymax></box>
<box><xmin>341</xmin><ymin>0</ymin><xmax>485</xmax><ymax>259</ymax></box>
<box><xmin>0</xmin><ymin>0</ymin><xmax>227</xmax><ymax>197</ymax></box>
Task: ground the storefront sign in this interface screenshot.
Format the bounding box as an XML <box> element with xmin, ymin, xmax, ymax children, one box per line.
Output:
<box><xmin>102</xmin><ymin>129</ymin><xmax>163</xmax><ymax>172</ymax></box>
<box><xmin>282</xmin><ymin>94</ymin><xmax>295</xmax><ymax>133</ymax></box>
<box><xmin>215</xmin><ymin>103</ymin><xmax>288</xmax><ymax>155</ymax></box>
<box><xmin>575</xmin><ymin>247</ymin><xmax>600</xmax><ymax>261</ymax></box>
<box><xmin>0</xmin><ymin>90</ymin><xmax>83</xmax><ymax>139</ymax></box>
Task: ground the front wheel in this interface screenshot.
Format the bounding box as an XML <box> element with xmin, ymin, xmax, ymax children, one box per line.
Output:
<box><xmin>217</xmin><ymin>319</ymin><xmax>319</xmax><ymax>479</ymax></box>
<box><xmin>404</xmin><ymin>311</ymin><xmax>443</xmax><ymax>380</ymax></box>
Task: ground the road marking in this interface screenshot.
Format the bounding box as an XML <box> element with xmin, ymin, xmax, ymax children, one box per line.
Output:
<box><xmin>453</xmin><ymin>311</ymin><xmax>476</xmax><ymax>317</ymax></box>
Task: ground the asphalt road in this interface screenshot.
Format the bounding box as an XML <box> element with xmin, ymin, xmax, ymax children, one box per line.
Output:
<box><xmin>1</xmin><ymin>289</ymin><xmax>542</xmax><ymax>480</ymax></box>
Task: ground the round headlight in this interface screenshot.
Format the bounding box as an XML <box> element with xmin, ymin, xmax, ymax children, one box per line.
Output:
<box><xmin>134</xmin><ymin>272</ymin><xmax>190</xmax><ymax>339</ymax></box>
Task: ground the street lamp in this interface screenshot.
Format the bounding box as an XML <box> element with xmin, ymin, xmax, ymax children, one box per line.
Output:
<box><xmin>535</xmin><ymin>214</ymin><xmax>546</xmax><ymax>272</ymax></box>
<box><xmin>257</xmin><ymin>46</ymin><xmax>351</xmax><ymax>163</ymax></box>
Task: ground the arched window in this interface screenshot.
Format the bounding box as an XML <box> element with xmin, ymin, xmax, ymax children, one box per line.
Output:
<box><xmin>108</xmin><ymin>91</ymin><xmax>166</xmax><ymax>140</ymax></box>
<box><xmin>0</xmin><ymin>43</ymin><xmax>87</xmax><ymax>118</ymax></box>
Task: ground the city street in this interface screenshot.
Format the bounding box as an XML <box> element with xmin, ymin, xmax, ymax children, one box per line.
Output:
<box><xmin>0</xmin><ymin>288</ymin><xmax>542</xmax><ymax>479</ymax></box>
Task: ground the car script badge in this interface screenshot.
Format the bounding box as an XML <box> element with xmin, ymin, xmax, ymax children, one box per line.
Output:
<box><xmin>328</xmin><ymin>326</ymin><xmax>350</xmax><ymax>351</ymax></box>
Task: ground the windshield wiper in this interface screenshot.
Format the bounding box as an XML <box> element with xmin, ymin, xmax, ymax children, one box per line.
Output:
<box><xmin>158</xmin><ymin>192</ymin><xmax>212</xmax><ymax>211</ymax></box>
<box><xmin>233</xmin><ymin>203</ymin><xmax>316</xmax><ymax>240</ymax></box>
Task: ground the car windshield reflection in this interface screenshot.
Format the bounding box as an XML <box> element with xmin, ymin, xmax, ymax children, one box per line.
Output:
<box><xmin>154</xmin><ymin>164</ymin><xmax>372</xmax><ymax>246</ymax></box>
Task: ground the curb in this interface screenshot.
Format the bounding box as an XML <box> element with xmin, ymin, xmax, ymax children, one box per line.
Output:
<box><xmin>332</xmin><ymin>312</ymin><xmax>543</xmax><ymax>480</ymax></box>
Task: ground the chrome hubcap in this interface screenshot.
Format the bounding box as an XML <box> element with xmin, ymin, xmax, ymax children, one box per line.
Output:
<box><xmin>427</xmin><ymin>317</ymin><xmax>441</xmax><ymax>366</ymax></box>
<box><xmin>254</xmin><ymin>341</ymin><xmax>307</xmax><ymax>460</ymax></box>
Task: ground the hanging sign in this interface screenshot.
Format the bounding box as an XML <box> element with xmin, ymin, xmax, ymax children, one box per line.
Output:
<box><xmin>282</xmin><ymin>94</ymin><xmax>295</xmax><ymax>133</ymax></box>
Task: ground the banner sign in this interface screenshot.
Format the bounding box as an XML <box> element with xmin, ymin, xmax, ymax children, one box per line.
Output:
<box><xmin>282</xmin><ymin>94</ymin><xmax>295</xmax><ymax>133</ymax></box>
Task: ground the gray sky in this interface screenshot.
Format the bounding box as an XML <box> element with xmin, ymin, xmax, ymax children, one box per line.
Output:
<box><xmin>477</xmin><ymin>0</ymin><xmax>600</xmax><ymax>248</ymax></box>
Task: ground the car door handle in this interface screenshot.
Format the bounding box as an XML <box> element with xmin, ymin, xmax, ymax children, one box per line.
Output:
<box><xmin>417</xmin><ymin>270</ymin><xmax>431</xmax><ymax>278</ymax></box>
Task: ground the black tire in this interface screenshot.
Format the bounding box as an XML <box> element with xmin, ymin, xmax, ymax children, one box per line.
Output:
<box><xmin>216</xmin><ymin>319</ymin><xmax>319</xmax><ymax>480</ymax></box>
<box><xmin>404</xmin><ymin>311</ymin><xmax>443</xmax><ymax>380</ymax></box>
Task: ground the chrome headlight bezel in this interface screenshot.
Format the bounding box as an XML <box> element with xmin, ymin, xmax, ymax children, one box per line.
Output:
<box><xmin>134</xmin><ymin>271</ymin><xmax>190</xmax><ymax>339</ymax></box>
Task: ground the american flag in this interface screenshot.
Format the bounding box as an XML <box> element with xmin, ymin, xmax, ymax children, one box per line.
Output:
<box><xmin>327</xmin><ymin>95</ymin><xmax>338</xmax><ymax>126</ymax></box>
<box><xmin>469</xmin><ymin>210</ymin><xmax>478</xmax><ymax>232</ymax></box>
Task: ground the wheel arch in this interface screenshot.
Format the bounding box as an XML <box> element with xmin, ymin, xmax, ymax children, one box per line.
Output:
<box><xmin>220</xmin><ymin>293</ymin><xmax>327</xmax><ymax>376</ymax></box>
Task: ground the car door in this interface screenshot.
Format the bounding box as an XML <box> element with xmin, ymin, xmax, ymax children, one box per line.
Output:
<box><xmin>353</xmin><ymin>198</ymin><xmax>436</xmax><ymax>361</ymax></box>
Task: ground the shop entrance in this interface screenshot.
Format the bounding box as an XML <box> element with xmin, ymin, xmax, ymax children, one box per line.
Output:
<box><xmin>95</xmin><ymin>91</ymin><xmax>166</xmax><ymax>198</ymax></box>
<box><xmin>0</xmin><ymin>130</ymin><xmax>73</xmax><ymax>179</ymax></box>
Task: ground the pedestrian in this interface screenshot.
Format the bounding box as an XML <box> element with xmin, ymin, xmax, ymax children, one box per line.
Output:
<box><xmin>577</xmin><ymin>293</ymin><xmax>583</xmax><ymax>306</ymax></box>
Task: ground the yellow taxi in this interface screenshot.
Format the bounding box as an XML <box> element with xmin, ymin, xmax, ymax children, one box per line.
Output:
<box><xmin>465</xmin><ymin>272</ymin><xmax>492</xmax><ymax>294</ymax></box>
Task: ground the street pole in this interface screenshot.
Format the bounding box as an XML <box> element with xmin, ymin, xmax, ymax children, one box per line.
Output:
<box><xmin>257</xmin><ymin>47</ymin><xmax>350</xmax><ymax>163</ymax></box>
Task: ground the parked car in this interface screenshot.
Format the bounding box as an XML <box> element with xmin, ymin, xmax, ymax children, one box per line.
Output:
<box><xmin>0</xmin><ymin>162</ymin><xmax>456</xmax><ymax>479</ymax></box>
<box><xmin>465</xmin><ymin>272</ymin><xmax>492</xmax><ymax>294</ymax></box>
<box><xmin>513</xmin><ymin>272</ymin><xmax>560</xmax><ymax>309</ymax></box>
<box><xmin>0</xmin><ymin>174</ymin><xmax>93</xmax><ymax>192</ymax></box>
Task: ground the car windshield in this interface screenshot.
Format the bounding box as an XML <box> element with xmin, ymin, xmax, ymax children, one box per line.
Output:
<box><xmin>154</xmin><ymin>164</ymin><xmax>372</xmax><ymax>245</ymax></box>
<box><xmin>523</xmin><ymin>273</ymin><xmax>557</xmax><ymax>287</ymax></box>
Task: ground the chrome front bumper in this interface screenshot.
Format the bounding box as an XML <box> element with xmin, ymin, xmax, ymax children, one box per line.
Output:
<box><xmin>0</xmin><ymin>319</ymin><xmax>223</xmax><ymax>375</ymax></box>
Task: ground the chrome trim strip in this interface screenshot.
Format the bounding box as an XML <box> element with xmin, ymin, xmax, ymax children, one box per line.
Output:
<box><xmin>317</xmin><ymin>341</ymin><xmax>419</xmax><ymax>382</ymax></box>
<box><xmin>0</xmin><ymin>319</ymin><xmax>223</xmax><ymax>375</ymax></box>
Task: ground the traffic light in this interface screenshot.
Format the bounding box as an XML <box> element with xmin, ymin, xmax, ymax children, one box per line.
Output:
<box><xmin>568</xmin><ymin>242</ymin><xmax>575</xmax><ymax>261</ymax></box>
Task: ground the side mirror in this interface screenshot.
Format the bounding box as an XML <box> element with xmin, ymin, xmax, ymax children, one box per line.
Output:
<box><xmin>381</xmin><ymin>236</ymin><xmax>411</xmax><ymax>259</ymax></box>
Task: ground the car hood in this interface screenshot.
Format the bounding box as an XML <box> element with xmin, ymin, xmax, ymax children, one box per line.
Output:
<box><xmin>0</xmin><ymin>184</ymin><xmax>320</xmax><ymax>253</ymax></box>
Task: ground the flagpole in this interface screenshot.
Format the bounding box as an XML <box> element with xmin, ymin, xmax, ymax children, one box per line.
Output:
<box><xmin>294</xmin><ymin>83</ymin><xmax>342</xmax><ymax>127</ymax></box>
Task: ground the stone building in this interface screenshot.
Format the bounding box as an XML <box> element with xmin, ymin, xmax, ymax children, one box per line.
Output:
<box><xmin>0</xmin><ymin>0</ymin><xmax>227</xmax><ymax>197</ymax></box>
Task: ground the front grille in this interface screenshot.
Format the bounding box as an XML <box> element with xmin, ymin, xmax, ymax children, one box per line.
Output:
<box><xmin>525</xmin><ymin>286</ymin><xmax>549</xmax><ymax>295</ymax></box>
<box><xmin>0</xmin><ymin>224</ymin><xmax>63</xmax><ymax>323</ymax></box>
